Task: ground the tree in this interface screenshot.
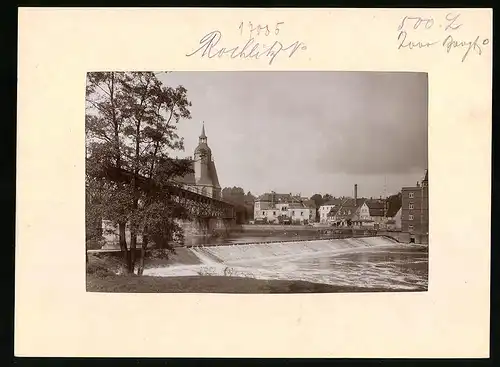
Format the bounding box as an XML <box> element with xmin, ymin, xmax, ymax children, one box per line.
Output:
<box><xmin>322</xmin><ymin>193</ymin><xmax>333</xmax><ymax>202</ymax></box>
<box><xmin>86</xmin><ymin>71</ymin><xmax>193</xmax><ymax>274</ymax></box>
<box><xmin>222</xmin><ymin>187</ymin><xmax>255</xmax><ymax>224</ymax></box>
<box><xmin>386</xmin><ymin>192</ymin><xmax>402</xmax><ymax>216</ymax></box>
<box><xmin>310</xmin><ymin>194</ymin><xmax>324</xmax><ymax>208</ymax></box>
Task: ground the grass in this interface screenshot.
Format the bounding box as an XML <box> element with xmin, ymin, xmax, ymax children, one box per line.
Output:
<box><xmin>86</xmin><ymin>273</ymin><xmax>421</xmax><ymax>293</ymax></box>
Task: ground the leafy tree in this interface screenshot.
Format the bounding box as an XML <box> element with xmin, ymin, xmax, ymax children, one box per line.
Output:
<box><xmin>322</xmin><ymin>193</ymin><xmax>333</xmax><ymax>202</ymax></box>
<box><xmin>386</xmin><ymin>192</ymin><xmax>402</xmax><ymax>216</ymax></box>
<box><xmin>310</xmin><ymin>194</ymin><xmax>324</xmax><ymax>207</ymax></box>
<box><xmin>222</xmin><ymin>187</ymin><xmax>255</xmax><ymax>224</ymax></box>
<box><xmin>86</xmin><ymin>71</ymin><xmax>193</xmax><ymax>274</ymax></box>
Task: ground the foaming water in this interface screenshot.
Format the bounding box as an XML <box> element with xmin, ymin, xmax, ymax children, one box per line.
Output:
<box><xmin>143</xmin><ymin>237</ymin><xmax>428</xmax><ymax>291</ymax></box>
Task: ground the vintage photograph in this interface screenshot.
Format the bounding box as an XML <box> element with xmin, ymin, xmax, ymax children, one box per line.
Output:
<box><xmin>85</xmin><ymin>71</ymin><xmax>429</xmax><ymax>293</ymax></box>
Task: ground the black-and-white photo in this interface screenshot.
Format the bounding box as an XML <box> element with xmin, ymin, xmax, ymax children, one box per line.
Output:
<box><xmin>86</xmin><ymin>71</ymin><xmax>428</xmax><ymax>293</ymax></box>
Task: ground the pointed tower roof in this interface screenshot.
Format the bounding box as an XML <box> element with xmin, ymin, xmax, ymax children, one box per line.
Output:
<box><xmin>200</xmin><ymin>122</ymin><xmax>206</xmax><ymax>139</ymax></box>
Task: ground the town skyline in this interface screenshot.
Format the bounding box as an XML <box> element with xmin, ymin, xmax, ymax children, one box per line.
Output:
<box><xmin>158</xmin><ymin>71</ymin><xmax>428</xmax><ymax>198</ymax></box>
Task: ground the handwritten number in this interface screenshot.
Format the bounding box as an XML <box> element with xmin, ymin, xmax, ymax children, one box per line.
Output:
<box><xmin>413</xmin><ymin>17</ymin><xmax>434</xmax><ymax>30</ymax></box>
<box><xmin>275</xmin><ymin>22</ymin><xmax>284</xmax><ymax>35</ymax></box>
<box><xmin>398</xmin><ymin>16</ymin><xmax>434</xmax><ymax>31</ymax></box>
<box><xmin>238</xmin><ymin>21</ymin><xmax>284</xmax><ymax>37</ymax></box>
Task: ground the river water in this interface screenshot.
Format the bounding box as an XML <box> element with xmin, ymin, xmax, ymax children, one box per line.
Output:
<box><xmin>144</xmin><ymin>236</ymin><xmax>428</xmax><ymax>291</ymax></box>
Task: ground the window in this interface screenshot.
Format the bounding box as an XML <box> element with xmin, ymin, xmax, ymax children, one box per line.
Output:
<box><xmin>409</xmin><ymin>192</ymin><xmax>414</xmax><ymax>199</ymax></box>
<box><xmin>301</xmin><ymin>211</ymin><xmax>304</xmax><ymax>216</ymax></box>
<box><xmin>262</xmin><ymin>211</ymin><xmax>265</xmax><ymax>215</ymax></box>
<box><xmin>408</xmin><ymin>225</ymin><xmax>414</xmax><ymax>232</ymax></box>
<box><xmin>409</xmin><ymin>214</ymin><xmax>414</xmax><ymax>220</ymax></box>
<box><xmin>273</xmin><ymin>211</ymin><xmax>276</xmax><ymax>216</ymax></box>
<box><xmin>409</xmin><ymin>203</ymin><xmax>414</xmax><ymax>209</ymax></box>
<box><xmin>292</xmin><ymin>211</ymin><xmax>295</xmax><ymax>216</ymax></box>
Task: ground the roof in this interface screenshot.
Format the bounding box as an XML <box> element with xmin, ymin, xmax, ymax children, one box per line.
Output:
<box><xmin>172</xmin><ymin>159</ymin><xmax>220</xmax><ymax>188</ymax></box>
<box><xmin>256</xmin><ymin>193</ymin><xmax>302</xmax><ymax>203</ymax></box>
<box><xmin>321</xmin><ymin>199</ymin><xmax>343</xmax><ymax>207</ymax></box>
<box><xmin>366</xmin><ymin>199</ymin><xmax>386</xmax><ymax>217</ymax></box>
<box><xmin>200</xmin><ymin>123</ymin><xmax>206</xmax><ymax>139</ymax></box>
<box><xmin>327</xmin><ymin>198</ymin><xmax>363</xmax><ymax>219</ymax></box>
<box><xmin>303</xmin><ymin>199</ymin><xmax>316</xmax><ymax>209</ymax></box>
<box><xmin>386</xmin><ymin>204</ymin><xmax>401</xmax><ymax>218</ymax></box>
<box><xmin>208</xmin><ymin>160</ymin><xmax>220</xmax><ymax>187</ymax></box>
<box><xmin>258</xmin><ymin>202</ymin><xmax>273</xmax><ymax>210</ymax></box>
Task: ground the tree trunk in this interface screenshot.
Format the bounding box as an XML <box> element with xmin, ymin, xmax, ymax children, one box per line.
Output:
<box><xmin>137</xmin><ymin>234</ymin><xmax>148</xmax><ymax>276</ymax></box>
<box><xmin>130</xmin><ymin>230</ymin><xmax>137</xmax><ymax>274</ymax></box>
<box><xmin>118</xmin><ymin>222</ymin><xmax>131</xmax><ymax>273</ymax></box>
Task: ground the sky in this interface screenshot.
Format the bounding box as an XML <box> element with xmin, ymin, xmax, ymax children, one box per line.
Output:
<box><xmin>158</xmin><ymin>71</ymin><xmax>428</xmax><ymax>198</ymax></box>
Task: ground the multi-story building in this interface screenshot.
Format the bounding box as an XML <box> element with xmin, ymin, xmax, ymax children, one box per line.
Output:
<box><xmin>254</xmin><ymin>192</ymin><xmax>315</xmax><ymax>224</ymax></box>
<box><xmin>325</xmin><ymin>184</ymin><xmax>384</xmax><ymax>227</ymax></box>
<box><xmin>365</xmin><ymin>199</ymin><xmax>387</xmax><ymax>227</ymax></box>
<box><xmin>328</xmin><ymin>198</ymin><xmax>364</xmax><ymax>226</ymax></box>
<box><xmin>401</xmin><ymin>170</ymin><xmax>429</xmax><ymax>243</ymax></box>
<box><xmin>319</xmin><ymin>198</ymin><xmax>343</xmax><ymax>223</ymax></box>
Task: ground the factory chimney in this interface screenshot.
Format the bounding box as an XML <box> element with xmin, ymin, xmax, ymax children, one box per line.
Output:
<box><xmin>354</xmin><ymin>184</ymin><xmax>358</xmax><ymax>206</ymax></box>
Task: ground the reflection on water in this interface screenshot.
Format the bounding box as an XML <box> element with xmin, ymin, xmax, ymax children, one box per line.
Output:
<box><xmin>145</xmin><ymin>236</ymin><xmax>429</xmax><ymax>291</ymax></box>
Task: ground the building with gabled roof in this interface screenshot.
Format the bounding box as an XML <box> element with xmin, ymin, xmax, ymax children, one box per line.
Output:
<box><xmin>253</xmin><ymin>192</ymin><xmax>316</xmax><ymax>224</ymax></box>
<box><xmin>327</xmin><ymin>198</ymin><xmax>365</xmax><ymax>226</ymax></box>
<box><xmin>319</xmin><ymin>198</ymin><xmax>344</xmax><ymax>223</ymax></box>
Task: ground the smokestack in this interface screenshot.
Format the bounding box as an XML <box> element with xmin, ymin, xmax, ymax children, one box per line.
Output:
<box><xmin>354</xmin><ymin>184</ymin><xmax>358</xmax><ymax>206</ymax></box>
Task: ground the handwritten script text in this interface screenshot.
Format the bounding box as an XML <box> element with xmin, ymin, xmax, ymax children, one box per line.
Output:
<box><xmin>186</xmin><ymin>23</ymin><xmax>307</xmax><ymax>65</ymax></box>
<box><xmin>396</xmin><ymin>13</ymin><xmax>489</xmax><ymax>62</ymax></box>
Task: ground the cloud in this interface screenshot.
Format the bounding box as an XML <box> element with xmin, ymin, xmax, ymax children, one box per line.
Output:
<box><xmin>159</xmin><ymin>71</ymin><xmax>428</xmax><ymax>196</ymax></box>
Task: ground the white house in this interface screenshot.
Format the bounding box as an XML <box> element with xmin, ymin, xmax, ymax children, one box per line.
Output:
<box><xmin>254</xmin><ymin>192</ymin><xmax>315</xmax><ymax>224</ymax></box>
<box><xmin>319</xmin><ymin>199</ymin><xmax>343</xmax><ymax>223</ymax></box>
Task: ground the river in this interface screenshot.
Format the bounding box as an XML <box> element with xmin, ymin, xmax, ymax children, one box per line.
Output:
<box><xmin>144</xmin><ymin>236</ymin><xmax>428</xmax><ymax>291</ymax></box>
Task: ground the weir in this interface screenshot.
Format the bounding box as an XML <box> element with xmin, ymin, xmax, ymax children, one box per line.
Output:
<box><xmin>143</xmin><ymin>236</ymin><xmax>428</xmax><ymax>290</ymax></box>
<box><xmin>188</xmin><ymin>236</ymin><xmax>399</xmax><ymax>265</ymax></box>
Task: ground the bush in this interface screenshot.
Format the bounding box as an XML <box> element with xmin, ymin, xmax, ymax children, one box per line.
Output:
<box><xmin>86</xmin><ymin>238</ymin><xmax>105</xmax><ymax>250</ymax></box>
<box><xmin>86</xmin><ymin>254</ymin><xmax>125</xmax><ymax>277</ymax></box>
<box><xmin>86</xmin><ymin>261</ymin><xmax>115</xmax><ymax>277</ymax></box>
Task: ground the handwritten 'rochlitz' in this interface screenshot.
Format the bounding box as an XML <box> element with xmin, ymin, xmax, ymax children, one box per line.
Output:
<box><xmin>186</xmin><ymin>30</ymin><xmax>307</xmax><ymax>65</ymax></box>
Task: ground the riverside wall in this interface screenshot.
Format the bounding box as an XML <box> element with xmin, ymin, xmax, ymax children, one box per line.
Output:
<box><xmin>97</xmin><ymin>218</ymin><xmax>238</xmax><ymax>249</ymax></box>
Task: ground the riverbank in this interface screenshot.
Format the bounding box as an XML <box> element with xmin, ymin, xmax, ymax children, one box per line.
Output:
<box><xmin>86</xmin><ymin>273</ymin><xmax>415</xmax><ymax>293</ymax></box>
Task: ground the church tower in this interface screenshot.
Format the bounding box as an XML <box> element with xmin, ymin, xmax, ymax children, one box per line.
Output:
<box><xmin>193</xmin><ymin>123</ymin><xmax>221</xmax><ymax>198</ymax></box>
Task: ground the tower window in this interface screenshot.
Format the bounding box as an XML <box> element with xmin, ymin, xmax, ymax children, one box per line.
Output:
<box><xmin>409</xmin><ymin>203</ymin><xmax>414</xmax><ymax>209</ymax></box>
<box><xmin>409</xmin><ymin>192</ymin><xmax>414</xmax><ymax>198</ymax></box>
<box><xmin>409</xmin><ymin>214</ymin><xmax>414</xmax><ymax>220</ymax></box>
